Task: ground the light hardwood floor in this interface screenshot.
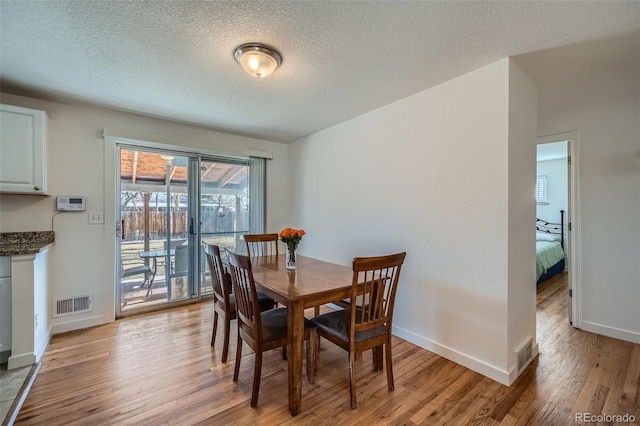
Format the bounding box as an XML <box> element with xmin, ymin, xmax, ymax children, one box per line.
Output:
<box><xmin>14</xmin><ymin>272</ymin><xmax>640</xmax><ymax>425</ymax></box>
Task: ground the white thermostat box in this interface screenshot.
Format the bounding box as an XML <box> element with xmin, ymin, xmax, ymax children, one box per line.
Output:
<box><xmin>56</xmin><ymin>196</ymin><xmax>86</xmax><ymax>211</ymax></box>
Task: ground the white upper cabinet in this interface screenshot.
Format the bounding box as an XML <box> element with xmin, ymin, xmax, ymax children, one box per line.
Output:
<box><xmin>0</xmin><ymin>104</ymin><xmax>48</xmax><ymax>195</ymax></box>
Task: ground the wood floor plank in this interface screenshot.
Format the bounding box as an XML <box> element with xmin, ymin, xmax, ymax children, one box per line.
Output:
<box><xmin>13</xmin><ymin>272</ymin><xmax>640</xmax><ymax>425</ymax></box>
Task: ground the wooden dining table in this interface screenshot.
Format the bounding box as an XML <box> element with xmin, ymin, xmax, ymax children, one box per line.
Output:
<box><xmin>250</xmin><ymin>253</ymin><xmax>353</xmax><ymax>416</ymax></box>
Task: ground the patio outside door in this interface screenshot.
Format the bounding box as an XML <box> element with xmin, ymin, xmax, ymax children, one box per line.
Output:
<box><xmin>198</xmin><ymin>158</ymin><xmax>250</xmax><ymax>295</ymax></box>
<box><xmin>117</xmin><ymin>148</ymin><xmax>199</xmax><ymax>315</ymax></box>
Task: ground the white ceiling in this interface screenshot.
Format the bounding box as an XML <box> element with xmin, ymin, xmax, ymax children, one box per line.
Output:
<box><xmin>1</xmin><ymin>1</ymin><xmax>638</xmax><ymax>143</ymax></box>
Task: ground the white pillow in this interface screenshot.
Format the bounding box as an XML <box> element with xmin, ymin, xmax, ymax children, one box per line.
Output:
<box><xmin>536</xmin><ymin>231</ymin><xmax>561</xmax><ymax>242</ymax></box>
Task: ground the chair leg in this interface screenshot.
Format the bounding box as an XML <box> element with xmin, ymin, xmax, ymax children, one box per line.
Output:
<box><xmin>372</xmin><ymin>345</ymin><xmax>383</xmax><ymax>371</ymax></box>
<box><xmin>211</xmin><ymin>311</ymin><xmax>219</xmax><ymax>347</ymax></box>
<box><xmin>314</xmin><ymin>305</ymin><xmax>320</xmax><ymax>316</ymax></box>
<box><xmin>385</xmin><ymin>341</ymin><xmax>394</xmax><ymax>391</ymax></box>
<box><xmin>306</xmin><ymin>331</ymin><xmax>317</xmax><ymax>384</ymax></box>
<box><xmin>233</xmin><ymin>334</ymin><xmax>242</xmax><ymax>382</ymax></box>
<box><xmin>372</xmin><ymin>347</ymin><xmax>377</xmax><ymax>371</ymax></box>
<box><xmin>315</xmin><ymin>331</ymin><xmax>320</xmax><ymax>378</ymax></box>
<box><xmin>348</xmin><ymin>351</ymin><xmax>358</xmax><ymax>409</ymax></box>
<box><xmin>251</xmin><ymin>351</ymin><xmax>263</xmax><ymax>407</ymax></box>
<box><xmin>281</xmin><ymin>345</ymin><xmax>287</xmax><ymax>360</ymax></box>
<box><xmin>221</xmin><ymin>315</ymin><xmax>231</xmax><ymax>363</ymax></box>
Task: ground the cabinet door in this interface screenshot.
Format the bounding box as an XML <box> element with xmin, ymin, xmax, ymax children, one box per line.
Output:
<box><xmin>0</xmin><ymin>276</ymin><xmax>10</xmax><ymax>354</ymax></box>
<box><xmin>0</xmin><ymin>104</ymin><xmax>47</xmax><ymax>194</ymax></box>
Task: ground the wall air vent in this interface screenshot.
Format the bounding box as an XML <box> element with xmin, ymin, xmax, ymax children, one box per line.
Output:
<box><xmin>515</xmin><ymin>336</ymin><xmax>534</xmax><ymax>375</ymax></box>
<box><xmin>53</xmin><ymin>293</ymin><xmax>93</xmax><ymax>317</ymax></box>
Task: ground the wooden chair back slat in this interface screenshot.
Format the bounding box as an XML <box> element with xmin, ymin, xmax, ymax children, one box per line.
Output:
<box><xmin>226</xmin><ymin>250</ymin><xmax>261</xmax><ymax>341</ymax></box>
<box><xmin>203</xmin><ymin>243</ymin><xmax>227</xmax><ymax>302</ymax></box>
<box><xmin>350</xmin><ymin>252</ymin><xmax>406</xmax><ymax>338</ymax></box>
<box><xmin>244</xmin><ymin>233</ymin><xmax>279</xmax><ymax>257</ymax></box>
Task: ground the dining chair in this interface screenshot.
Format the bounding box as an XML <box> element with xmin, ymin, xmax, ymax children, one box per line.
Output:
<box><xmin>226</xmin><ymin>249</ymin><xmax>318</xmax><ymax>407</ymax></box>
<box><xmin>311</xmin><ymin>251</ymin><xmax>406</xmax><ymax>409</ymax></box>
<box><xmin>203</xmin><ymin>243</ymin><xmax>276</xmax><ymax>363</ymax></box>
<box><xmin>244</xmin><ymin>233</ymin><xmax>322</xmax><ymax>317</ymax></box>
<box><xmin>243</xmin><ymin>233</ymin><xmax>279</xmax><ymax>257</ymax></box>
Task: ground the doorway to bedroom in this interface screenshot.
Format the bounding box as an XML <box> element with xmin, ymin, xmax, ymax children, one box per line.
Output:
<box><xmin>536</xmin><ymin>131</ymin><xmax>578</xmax><ymax>327</ymax></box>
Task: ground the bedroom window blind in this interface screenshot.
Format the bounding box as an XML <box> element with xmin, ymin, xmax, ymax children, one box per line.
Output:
<box><xmin>536</xmin><ymin>175</ymin><xmax>548</xmax><ymax>204</ymax></box>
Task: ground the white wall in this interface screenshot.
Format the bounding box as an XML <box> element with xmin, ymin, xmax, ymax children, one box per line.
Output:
<box><xmin>507</xmin><ymin>60</ymin><xmax>538</xmax><ymax>380</ymax></box>
<box><xmin>539</xmin><ymin>97</ymin><xmax>640</xmax><ymax>343</ymax></box>
<box><xmin>289</xmin><ymin>58</ymin><xmax>535</xmax><ymax>384</ymax></box>
<box><xmin>0</xmin><ymin>92</ymin><xmax>290</xmax><ymax>333</ymax></box>
<box><xmin>536</xmin><ymin>157</ymin><xmax>568</xmax><ymax>222</ymax></box>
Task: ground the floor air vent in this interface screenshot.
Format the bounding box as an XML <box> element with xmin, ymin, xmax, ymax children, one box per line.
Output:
<box><xmin>53</xmin><ymin>294</ymin><xmax>93</xmax><ymax>317</ymax></box>
<box><xmin>516</xmin><ymin>337</ymin><xmax>533</xmax><ymax>374</ymax></box>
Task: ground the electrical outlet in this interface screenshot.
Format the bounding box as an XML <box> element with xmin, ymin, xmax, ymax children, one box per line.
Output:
<box><xmin>88</xmin><ymin>212</ymin><xmax>104</xmax><ymax>224</ymax></box>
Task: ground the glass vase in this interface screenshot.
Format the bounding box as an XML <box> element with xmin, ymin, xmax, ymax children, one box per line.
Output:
<box><xmin>286</xmin><ymin>246</ymin><xmax>297</xmax><ymax>270</ymax></box>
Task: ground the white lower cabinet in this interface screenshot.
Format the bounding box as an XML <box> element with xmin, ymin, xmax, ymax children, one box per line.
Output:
<box><xmin>8</xmin><ymin>250</ymin><xmax>49</xmax><ymax>370</ymax></box>
<box><xmin>0</xmin><ymin>256</ymin><xmax>11</xmax><ymax>360</ymax></box>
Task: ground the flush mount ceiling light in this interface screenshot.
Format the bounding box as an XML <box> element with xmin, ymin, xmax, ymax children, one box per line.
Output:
<box><xmin>234</xmin><ymin>43</ymin><xmax>282</xmax><ymax>78</ymax></box>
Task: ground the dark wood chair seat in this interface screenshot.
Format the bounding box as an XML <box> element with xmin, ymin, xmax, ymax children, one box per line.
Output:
<box><xmin>240</xmin><ymin>307</ymin><xmax>316</xmax><ymax>342</ymax></box>
<box><xmin>216</xmin><ymin>292</ymin><xmax>277</xmax><ymax>315</ymax></box>
<box><xmin>312</xmin><ymin>310</ymin><xmax>387</xmax><ymax>343</ymax></box>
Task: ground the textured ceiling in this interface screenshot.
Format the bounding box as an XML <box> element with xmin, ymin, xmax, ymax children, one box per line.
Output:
<box><xmin>1</xmin><ymin>1</ymin><xmax>638</xmax><ymax>143</ymax></box>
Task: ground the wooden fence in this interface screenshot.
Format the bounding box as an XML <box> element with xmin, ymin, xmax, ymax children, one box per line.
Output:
<box><xmin>121</xmin><ymin>210</ymin><xmax>247</xmax><ymax>241</ymax></box>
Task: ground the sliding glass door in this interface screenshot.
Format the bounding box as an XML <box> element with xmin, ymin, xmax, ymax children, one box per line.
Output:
<box><xmin>116</xmin><ymin>145</ymin><xmax>258</xmax><ymax>317</ymax></box>
<box><xmin>117</xmin><ymin>148</ymin><xmax>198</xmax><ymax>314</ymax></box>
<box><xmin>199</xmin><ymin>157</ymin><xmax>250</xmax><ymax>295</ymax></box>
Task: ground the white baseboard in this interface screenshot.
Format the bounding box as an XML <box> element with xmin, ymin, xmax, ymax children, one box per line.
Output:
<box><xmin>35</xmin><ymin>329</ymin><xmax>51</xmax><ymax>363</ymax></box>
<box><xmin>8</xmin><ymin>352</ymin><xmax>36</xmax><ymax>370</ymax></box>
<box><xmin>393</xmin><ymin>325</ymin><xmax>512</xmax><ymax>386</ymax></box>
<box><xmin>580</xmin><ymin>321</ymin><xmax>640</xmax><ymax>344</ymax></box>
<box><xmin>50</xmin><ymin>315</ymin><xmax>108</xmax><ymax>335</ymax></box>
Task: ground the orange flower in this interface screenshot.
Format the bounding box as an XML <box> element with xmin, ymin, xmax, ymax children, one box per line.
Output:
<box><xmin>279</xmin><ymin>227</ymin><xmax>305</xmax><ymax>250</ymax></box>
<box><xmin>279</xmin><ymin>227</ymin><xmax>305</xmax><ymax>238</ymax></box>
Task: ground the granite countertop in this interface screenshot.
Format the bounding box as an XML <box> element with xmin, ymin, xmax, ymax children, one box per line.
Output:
<box><xmin>0</xmin><ymin>231</ymin><xmax>55</xmax><ymax>256</ymax></box>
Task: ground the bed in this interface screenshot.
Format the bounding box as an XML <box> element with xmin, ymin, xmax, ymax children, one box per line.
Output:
<box><xmin>536</xmin><ymin>211</ymin><xmax>566</xmax><ymax>285</ymax></box>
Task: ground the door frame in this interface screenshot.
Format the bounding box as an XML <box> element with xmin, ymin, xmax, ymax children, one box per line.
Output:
<box><xmin>104</xmin><ymin>131</ymin><xmax>270</xmax><ymax>320</ymax></box>
<box><xmin>105</xmin><ymin>135</ymin><xmax>206</xmax><ymax>319</ymax></box>
<box><xmin>537</xmin><ymin>130</ymin><xmax>581</xmax><ymax>328</ymax></box>
<box><xmin>113</xmin><ymin>145</ymin><xmax>201</xmax><ymax>318</ymax></box>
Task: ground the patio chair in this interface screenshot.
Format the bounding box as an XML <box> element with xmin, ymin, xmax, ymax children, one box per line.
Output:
<box><xmin>121</xmin><ymin>259</ymin><xmax>155</xmax><ymax>289</ymax></box>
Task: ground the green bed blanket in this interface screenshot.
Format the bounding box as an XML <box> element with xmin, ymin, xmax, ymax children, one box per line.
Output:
<box><xmin>536</xmin><ymin>241</ymin><xmax>565</xmax><ymax>280</ymax></box>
